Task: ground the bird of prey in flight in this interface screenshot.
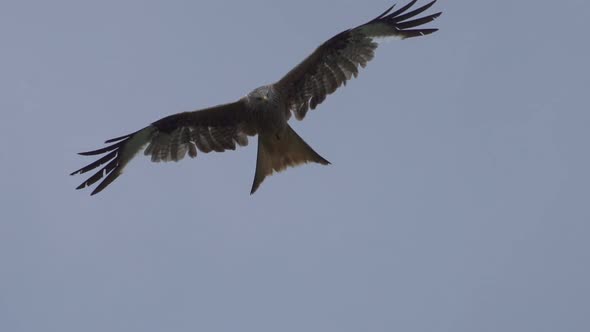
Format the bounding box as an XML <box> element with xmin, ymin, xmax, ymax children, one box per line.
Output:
<box><xmin>71</xmin><ymin>0</ymin><xmax>441</xmax><ymax>195</ymax></box>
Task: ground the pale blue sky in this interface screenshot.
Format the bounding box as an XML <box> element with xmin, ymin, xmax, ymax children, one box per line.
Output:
<box><xmin>2</xmin><ymin>1</ymin><xmax>589</xmax><ymax>331</ymax></box>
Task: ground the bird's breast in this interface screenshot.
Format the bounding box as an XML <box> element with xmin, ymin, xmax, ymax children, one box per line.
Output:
<box><xmin>257</xmin><ymin>103</ymin><xmax>287</xmax><ymax>136</ymax></box>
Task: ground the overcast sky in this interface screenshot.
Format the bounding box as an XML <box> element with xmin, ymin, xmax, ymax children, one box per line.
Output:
<box><xmin>2</xmin><ymin>0</ymin><xmax>589</xmax><ymax>331</ymax></box>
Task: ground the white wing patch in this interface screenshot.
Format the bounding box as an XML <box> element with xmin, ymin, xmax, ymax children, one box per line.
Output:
<box><xmin>118</xmin><ymin>125</ymin><xmax>158</xmax><ymax>170</ymax></box>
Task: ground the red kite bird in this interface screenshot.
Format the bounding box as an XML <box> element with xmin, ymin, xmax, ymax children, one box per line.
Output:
<box><xmin>72</xmin><ymin>0</ymin><xmax>441</xmax><ymax>195</ymax></box>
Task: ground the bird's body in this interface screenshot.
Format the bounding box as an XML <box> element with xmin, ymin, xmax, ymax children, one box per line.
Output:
<box><xmin>245</xmin><ymin>85</ymin><xmax>289</xmax><ymax>138</ymax></box>
<box><xmin>71</xmin><ymin>0</ymin><xmax>442</xmax><ymax>195</ymax></box>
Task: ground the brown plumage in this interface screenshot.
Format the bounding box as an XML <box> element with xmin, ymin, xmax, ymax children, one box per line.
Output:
<box><xmin>71</xmin><ymin>1</ymin><xmax>441</xmax><ymax>195</ymax></box>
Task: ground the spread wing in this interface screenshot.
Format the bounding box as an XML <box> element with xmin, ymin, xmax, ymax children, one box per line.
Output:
<box><xmin>274</xmin><ymin>0</ymin><xmax>441</xmax><ymax>120</ymax></box>
<box><xmin>71</xmin><ymin>100</ymin><xmax>257</xmax><ymax>195</ymax></box>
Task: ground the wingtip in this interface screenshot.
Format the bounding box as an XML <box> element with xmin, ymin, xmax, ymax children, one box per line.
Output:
<box><xmin>77</xmin><ymin>151</ymin><xmax>100</xmax><ymax>156</ymax></box>
<box><xmin>90</xmin><ymin>170</ymin><xmax>122</xmax><ymax>196</ymax></box>
<box><xmin>422</xmin><ymin>0</ymin><xmax>439</xmax><ymax>10</ymax></box>
<box><xmin>371</xmin><ymin>4</ymin><xmax>396</xmax><ymax>22</ymax></box>
<box><xmin>424</xmin><ymin>28</ymin><xmax>439</xmax><ymax>35</ymax></box>
<box><xmin>104</xmin><ymin>133</ymin><xmax>134</xmax><ymax>144</ymax></box>
<box><xmin>88</xmin><ymin>183</ymin><xmax>105</xmax><ymax>196</ymax></box>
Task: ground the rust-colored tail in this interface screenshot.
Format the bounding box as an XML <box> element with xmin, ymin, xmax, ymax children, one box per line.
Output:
<box><xmin>251</xmin><ymin>124</ymin><xmax>330</xmax><ymax>194</ymax></box>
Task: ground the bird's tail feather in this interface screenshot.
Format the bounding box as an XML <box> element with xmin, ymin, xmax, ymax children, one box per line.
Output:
<box><xmin>251</xmin><ymin>124</ymin><xmax>329</xmax><ymax>194</ymax></box>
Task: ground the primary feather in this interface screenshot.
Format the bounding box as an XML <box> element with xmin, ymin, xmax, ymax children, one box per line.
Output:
<box><xmin>72</xmin><ymin>1</ymin><xmax>441</xmax><ymax>195</ymax></box>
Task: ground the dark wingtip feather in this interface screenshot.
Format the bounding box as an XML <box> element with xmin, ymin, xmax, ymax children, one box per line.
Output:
<box><xmin>389</xmin><ymin>0</ymin><xmax>437</xmax><ymax>23</ymax></box>
<box><xmin>72</xmin><ymin>134</ymin><xmax>129</xmax><ymax>194</ymax></box>
<box><xmin>77</xmin><ymin>141</ymin><xmax>124</xmax><ymax>156</ymax></box>
<box><xmin>105</xmin><ymin>133</ymin><xmax>133</xmax><ymax>144</ymax></box>
<box><xmin>370</xmin><ymin>4</ymin><xmax>396</xmax><ymax>23</ymax></box>
<box><xmin>359</xmin><ymin>1</ymin><xmax>441</xmax><ymax>39</ymax></box>
<box><xmin>400</xmin><ymin>28</ymin><xmax>439</xmax><ymax>39</ymax></box>
<box><xmin>430</xmin><ymin>11</ymin><xmax>443</xmax><ymax>21</ymax></box>
<box><xmin>71</xmin><ymin>151</ymin><xmax>118</xmax><ymax>176</ymax></box>
<box><xmin>73</xmin><ymin>158</ymin><xmax>119</xmax><ymax>194</ymax></box>
<box><xmin>90</xmin><ymin>171</ymin><xmax>122</xmax><ymax>195</ymax></box>
<box><xmin>75</xmin><ymin>132</ymin><xmax>134</xmax><ymax>156</ymax></box>
<box><xmin>387</xmin><ymin>0</ymin><xmax>419</xmax><ymax>18</ymax></box>
<box><xmin>397</xmin><ymin>12</ymin><xmax>442</xmax><ymax>29</ymax></box>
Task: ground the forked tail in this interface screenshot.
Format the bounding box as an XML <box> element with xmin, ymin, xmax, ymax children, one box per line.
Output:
<box><xmin>251</xmin><ymin>124</ymin><xmax>330</xmax><ymax>194</ymax></box>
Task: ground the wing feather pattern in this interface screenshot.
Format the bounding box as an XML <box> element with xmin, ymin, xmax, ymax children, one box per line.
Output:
<box><xmin>71</xmin><ymin>100</ymin><xmax>256</xmax><ymax>195</ymax></box>
<box><xmin>274</xmin><ymin>0</ymin><xmax>441</xmax><ymax>120</ymax></box>
<box><xmin>72</xmin><ymin>1</ymin><xmax>442</xmax><ymax>196</ymax></box>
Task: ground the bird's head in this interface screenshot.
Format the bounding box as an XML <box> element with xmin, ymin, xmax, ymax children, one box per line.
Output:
<box><xmin>247</xmin><ymin>85</ymin><xmax>272</xmax><ymax>105</ymax></box>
